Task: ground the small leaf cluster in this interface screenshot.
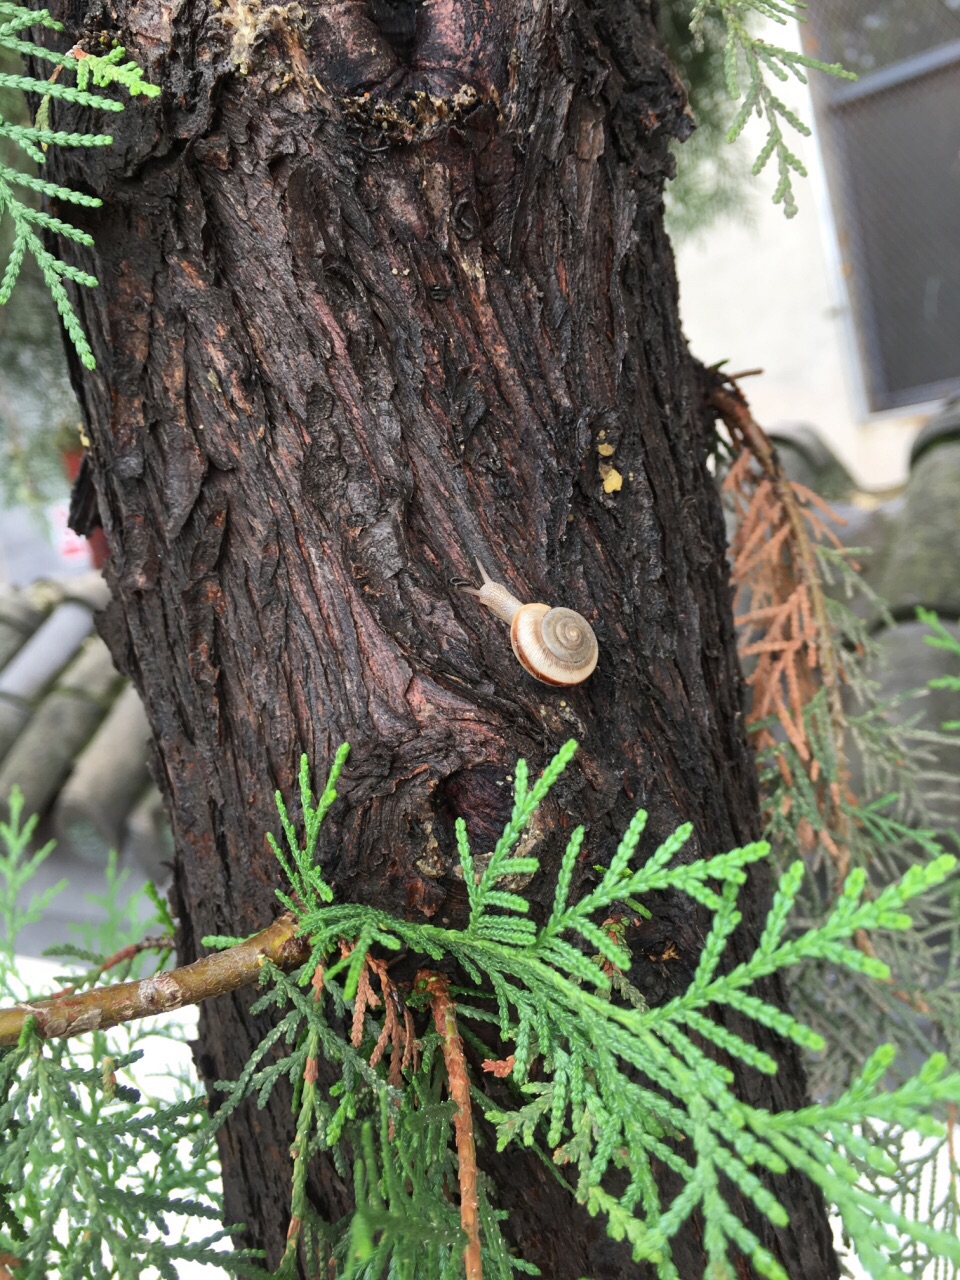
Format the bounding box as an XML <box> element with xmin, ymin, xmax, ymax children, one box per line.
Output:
<box><xmin>0</xmin><ymin>1028</ymin><xmax>238</xmax><ymax>1280</ymax></box>
<box><xmin>342</xmin><ymin>1062</ymin><xmax>536</xmax><ymax>1280</ymax></box>
<box><xmin>0</xmin><ymin>787</ymin><xmax>256</xmax><ymax>1280</ymax></box>
<box><xmin>0</xmin><ymin>3</ymin><xmax>159</xmax><ymax>368</ymax></box>
<box><xmin>919</xmin><ymin>606</ymin><xmax>960</xmax><ymax>732</ymax></box>
<box><xmin>205</xmin><ymin>741</ymin><xmax>960</xmax><ymax>1280</ymax></box>
<box><xmin>690</xmin><ymin>0</ymin><xmax>855</xmax><ymax>217</ymax></box>
<box><xmin>660</xmin><ymin>1</ymin><xmax>757</xmax><ymax>242</ymax></box>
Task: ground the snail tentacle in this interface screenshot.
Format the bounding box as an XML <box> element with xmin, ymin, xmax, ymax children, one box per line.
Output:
<box><xmin>459</xmin><ymin>559</ymin><xmax>524</xmax><ymax>624</ymax></box>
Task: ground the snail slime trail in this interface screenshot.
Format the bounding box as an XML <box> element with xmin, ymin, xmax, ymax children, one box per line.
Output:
<box><xmin>460</xmin><ymin>561</ymin><xmax>599</xmax><ymax>687</ymax></box>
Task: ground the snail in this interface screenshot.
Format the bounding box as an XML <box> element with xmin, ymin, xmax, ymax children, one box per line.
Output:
<box><xmin>460</xmin><ymin>560</ymin><xmax>598</xmax><ymax>686</ymax></box>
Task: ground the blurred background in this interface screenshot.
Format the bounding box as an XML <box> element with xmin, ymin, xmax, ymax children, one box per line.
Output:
<box><xmin>672</xmin><ymin>0</ymin><xmax>960</xmax><ymax>487</ymax></box>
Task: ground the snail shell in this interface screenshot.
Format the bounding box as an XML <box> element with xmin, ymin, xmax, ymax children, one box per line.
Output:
<box><xmin>460</xmin><ymin>560</ymin><xmax>598</xmax><ymax>686</ymax></box>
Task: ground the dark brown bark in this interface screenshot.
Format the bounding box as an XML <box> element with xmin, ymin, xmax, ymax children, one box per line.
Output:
<box><xmin>42</xmin><ymin>0</ymin><xmax>839</xmax><ymax>1275</ymax></box>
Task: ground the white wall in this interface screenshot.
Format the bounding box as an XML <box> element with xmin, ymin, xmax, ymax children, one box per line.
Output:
<box><xmin>672</xmin><ymin>19</ymin><xmax>927</xmax><ymax>491</ymax></box>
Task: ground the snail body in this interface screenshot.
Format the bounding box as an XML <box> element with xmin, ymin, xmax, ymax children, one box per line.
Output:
<box><xmin>461</xmin><ymin>560</ymin><xmax>598</xmax><ymax>687</ymax></box>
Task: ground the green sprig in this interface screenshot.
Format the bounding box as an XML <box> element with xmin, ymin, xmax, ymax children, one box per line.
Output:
<box><xmin>691</xmin><ymin>0</ymin><xmax>855</xmax><ymax>217</ymax></box>
<box><xmin>0</xmin><ymin>10</ymin><xmax>160</xmax><ymax>368</ymax></box>
<box><xmin>0</xmin><ymin>796</ymin><xmax>262</xmax><ymax>1278</ymax></box>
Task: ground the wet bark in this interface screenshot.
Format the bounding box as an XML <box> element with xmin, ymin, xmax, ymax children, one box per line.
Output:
<box><xmin>42</xmin><ymin>0</ymin><xmax>839</xmax><ymax>1275</ymax></box>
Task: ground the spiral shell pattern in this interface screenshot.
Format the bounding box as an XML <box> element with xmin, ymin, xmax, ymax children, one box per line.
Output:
<box><xmin>510</xmin><ymin>603</ymin><xmax>599</xmax><ymax>686</ymax></box>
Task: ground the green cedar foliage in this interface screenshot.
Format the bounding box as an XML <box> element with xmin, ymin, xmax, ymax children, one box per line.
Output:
<box><xmin>919</xmin><ymin>607</ymin><xmax>960</xmax><ymax>733</ymax></box>
<box><xmin>0</xmin><ymin>3</ymin><xmax>159</xmax><ymax>369</ymax></box>
<box><xmin>2</xmin><ymin>737</ymin><xmax>959</xmax><ymax>1277</ymax></box>
<box><xmin>759</xmin><ymin>554</ymin><xmax>960</xmax><ymax>1101</ymax></box>
<box><xmin>199</xmin><ymin>742</ymin><xmax>960</xmax><ymax>1280</ymax></box>
<box><xmin>740</xmin><ymin>560</ymin><xmax>960</xmax><ymax>1276</ymax></box>
<box><xmin>0</xmin><ymin>787</ymin><xmax>261</xmax><ymax>1280</ymax></box>
<box><xmin>687</xmin><ymin>0</ymin><xmax>855</xmax><ymax>219</ymax></box>
<box><xmin>661</xmin><ymin>1</ymin><xmax>758</xmax><ymax>242</ymax></box>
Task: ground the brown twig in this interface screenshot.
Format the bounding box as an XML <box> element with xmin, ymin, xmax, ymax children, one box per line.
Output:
<box><xmin>417</xmin><ymin>969</ymin><xmax>482</xmax><ymax>1280</ymax></box>
<box><xmin>0</xmin><ymin>914</ymin><xmax>310</xmax><ymax>1047</ymax></box>
<box><xmin>709</xmin><ymin>372</ymin><xmax>946</xmax><ymax>1022</ymax></box>
<box><xmin>712</xmin><ymin>382</ymin><xmax>847</xmax><ymax>712</ymax></box>
<box><xmin>0</xmin><ymin>1251</ymin><xmax>23</xmax><ymax>1279</ymax></box>
<box><xmin>47</xmin><ymin>934</ymin><xmax>174</xmax><ymax>1000</ymax></box>
<box><xmin>366</xmin><ymin>955</ymin><xmax>417</xmax><ymax>1084</ymax></box>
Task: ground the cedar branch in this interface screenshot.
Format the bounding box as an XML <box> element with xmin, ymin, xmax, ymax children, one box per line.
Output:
<box><xmin>0</xmin><ymin>913</ymin><xmax>310</xmax><ymax>1046</ymax></box>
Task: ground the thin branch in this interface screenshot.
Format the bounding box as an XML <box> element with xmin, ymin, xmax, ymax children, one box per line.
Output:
<box><xmin>417</xmin><ymin>969</ymin><xmax>482</xmax><ymax>1280</ymax></box>
<box><xmin>0</xmin><ymin>913</ymin><xmax>310</xmax><ymax>1046</ymax></box>
<box><xmin>46</xmin><ymin>934</ymin><xmax>174</xmax><ymax>1000</ymax></box>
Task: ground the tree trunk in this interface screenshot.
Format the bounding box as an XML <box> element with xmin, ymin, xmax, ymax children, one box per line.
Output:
<box><xmin>44</xmin><ymin>0</ymin><xmax>839</xmax><ymax>1275</ymax></box>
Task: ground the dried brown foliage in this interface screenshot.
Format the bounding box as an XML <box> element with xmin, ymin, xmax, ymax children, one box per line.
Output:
<box><xmin>709</xmin><ymin>375</ymin><xmax>937</xmax><ymax>1016</ymax></box>
<box><xmin>348</xmin><ymin>948</ymin><xmax>418</xmax><ymax>1086</ymax></box>
<box><xmin>708</xmin><ymin>376</ymin><xmax>854</xmax><ymax>880</ymax></box>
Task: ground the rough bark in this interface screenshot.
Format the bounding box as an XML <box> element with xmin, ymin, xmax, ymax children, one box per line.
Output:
<box><xmin>42</xmin><ymin>0</ymin><xmax>839</xmax><ymax>1275</ymax></box>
